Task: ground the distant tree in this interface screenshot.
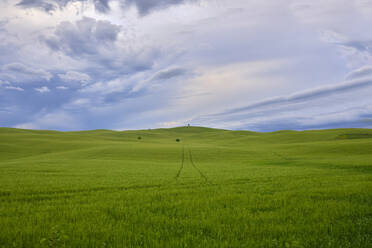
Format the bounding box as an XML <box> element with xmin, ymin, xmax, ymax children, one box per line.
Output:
<box><xmin>176</xmin><ymin>138</ymin><xmax>180</xmax><ymax>142</ymax></box>
<box><xmin>138</xmin><ymin>136</ymin><xmax>142</xmax><ymax>140</ymax></box>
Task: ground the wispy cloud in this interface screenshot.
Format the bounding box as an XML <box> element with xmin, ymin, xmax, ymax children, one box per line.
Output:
<box><xmin>346</xmin><ymin>65</ymin><xmax>372</xmax><ymax>80</ymax></box>
<box><xmin>206</xmin><ymin>77</ymin><xmax>372</xmax><ymax>117</ymax></box>
<box><xmin>193</xmin><ymin>77</ymin><xmax>372</xmax><ymax>130</ymax></box>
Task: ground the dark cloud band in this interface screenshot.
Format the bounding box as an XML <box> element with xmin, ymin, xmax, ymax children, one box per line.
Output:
<box><xmin>16</xmin><ymin>0</ymin><xmax>195</xmax><ymax>15</ymax></box>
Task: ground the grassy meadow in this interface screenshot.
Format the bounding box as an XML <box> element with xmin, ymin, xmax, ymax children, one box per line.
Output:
<box><xmin>0</xmin><ymin>126</ymin><xmax>371</xmax><ymax>247</ymax></box>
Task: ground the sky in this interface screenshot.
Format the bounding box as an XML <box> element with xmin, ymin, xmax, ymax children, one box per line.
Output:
<box><xmin>0</xmin><ymin>0</ymin><xmax>372</xmax><ymax>131</ymax></box>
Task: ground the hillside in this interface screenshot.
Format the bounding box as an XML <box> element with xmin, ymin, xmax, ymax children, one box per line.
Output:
<box><xmin>0</xmin><ymin>127</ymin><xmax>371</xmax><ymax>247</ymax></box>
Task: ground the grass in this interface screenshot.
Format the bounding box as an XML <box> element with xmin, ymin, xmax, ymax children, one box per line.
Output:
<box><xmin>0</xmin><ymin>126</ymin><xmax>371</xmax><ymax>247</ymax></box>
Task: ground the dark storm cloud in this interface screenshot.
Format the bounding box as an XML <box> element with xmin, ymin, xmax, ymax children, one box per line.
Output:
<box><xmin>16</xmin><ymin>0</ymin><xmax>195</xmax><ymax>15</ymax></box>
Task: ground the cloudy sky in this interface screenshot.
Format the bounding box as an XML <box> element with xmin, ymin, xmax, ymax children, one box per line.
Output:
<box><xmin>0</xmin><ymin>0</ymin><xmax>372</xmax><ymax>131</ymax></box>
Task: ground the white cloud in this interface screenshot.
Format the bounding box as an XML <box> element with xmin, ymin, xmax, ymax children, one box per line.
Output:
<box><xmin>5</xmin><ymin>86</ymin><xmax>24</xmax><ymax>91</ymax></box>
<box><xmin>159</xmin><ymin>121</ymin><xmax>184</xmax><ymax>128</ymax></box>
<box><xmin>174</xmin><ymin>60</ymin><xmax>291</xmax><ymax>115</ymax></box>
<box><xmin>56</xmin><ymin>86</ymin><xmax>69</xmax><ymax>90</ymax></box>
<box><xmin>14</xmin><ymin>111</ymin><xmax>80</xmax><ymax>130</ymax></box>
<box><xmin>71</xmin><ymin>98</ymin><xmax>91</xmax><ymax>106</ymax></box>
<box><xmin>1</xmin><ymin>0</ymin><xmax>372</xmax><ymax>131</ymax></box>
<box><xmin>1</xmin><ymin>63</ymin><xmax>52</xmax><ymax>83</ymax></box>
<box><xmin>0</xmin><ymin>80</ymin><xmax>24</xmax><ymax>91</ymax></box>
<box><xmin>0</xmin><ymin>80</ymin><xmax>10</xmax><ymax>86</ymax></box>
<box><xmin>14</xmin><ymin>122</ymin><xmax>39</xmax><ymax>130</ymax></box>
<box><xmin>58</xmin><ymin>71</ymin><xmax>91</xmax><ymax>85</ymax></box>
<box><xmin>80</xmin><ymin>77</ymin><xmax>130</xmax><ymax>94</ymax></box>
<box><xmin>34</xmin><ymin>86</ymin><xmax>50</xmax><ymax>93</ymax></box>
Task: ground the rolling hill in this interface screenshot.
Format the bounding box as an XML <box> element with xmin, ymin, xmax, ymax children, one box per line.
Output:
<box><xmin>0</xmin><ymin>127</ymin><xmax>371</xmax><ymax>247</ymax></box>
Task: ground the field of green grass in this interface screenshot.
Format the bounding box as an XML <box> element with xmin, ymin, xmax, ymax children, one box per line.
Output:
<box><xmin>0</xmin><ymin>126</ymin><xmax>371</xmax><ymax>247</ymax></box>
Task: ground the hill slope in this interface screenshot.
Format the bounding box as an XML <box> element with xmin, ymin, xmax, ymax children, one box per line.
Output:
<box><xmin>0</xmin><ymin>127</ymin><xmax>371</xmax><ymax>247</ymax></box>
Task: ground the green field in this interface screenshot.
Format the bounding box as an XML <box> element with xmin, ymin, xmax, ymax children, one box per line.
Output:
<box><xmin>0</xmin><ymin>126</ymin><xmax>371</xmax><ymax>247</ymax></box>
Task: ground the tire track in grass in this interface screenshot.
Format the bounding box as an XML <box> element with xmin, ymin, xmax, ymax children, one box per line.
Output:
<box><xmin>188</xmin><ymin>147</ymin><xmax>209</xmax><ymax>182</ymax></box>
<box><xmin>175</xmin><ymin>145</ymin><xmax>185</xmax><ymax>179</ymax></box>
